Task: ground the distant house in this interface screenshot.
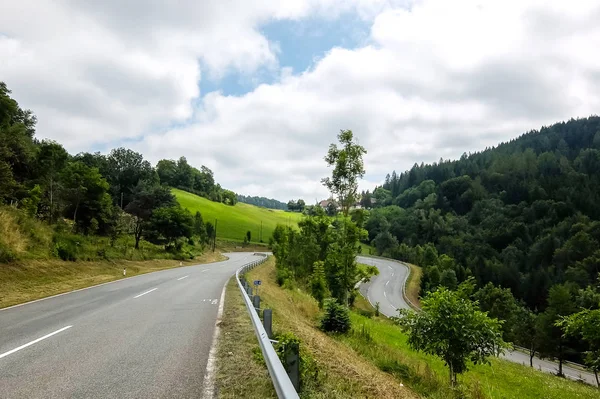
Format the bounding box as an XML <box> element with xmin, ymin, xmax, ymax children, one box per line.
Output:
<box><xmin>319</xmin><ymin>200</ymin><xmax>330</xmax><ymax>209</ymax></box>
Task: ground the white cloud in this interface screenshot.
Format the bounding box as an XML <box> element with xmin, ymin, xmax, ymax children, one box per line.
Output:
<box><xmin>1</xmin><ymin>0</ymin><xmax>600</xmax><ymax>201</ymax></box>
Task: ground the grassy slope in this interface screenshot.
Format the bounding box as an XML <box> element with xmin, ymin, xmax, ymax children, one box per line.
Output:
<box><xmin>246</xmin><ymin>260</ymin><xmax>598</xmax><ymax>399</ymax></box>
<box><xmin>173</xmin><ymin>188</ymin><xmax>303</xmax><ymax>242</ymax></box>
<box><xmin>216</xmin><ymin>277</ymin><xmax>276</xmax><ymax>398</ymax></box>
<box><xmin>0</xmin><ymin>251</ymin><xmax>226</xmax><ymax>309</ymax></box>
<box><xmin>247</xmin><ymin>258</ymin><xmax>418</xmax><ymax>399</ymax></box>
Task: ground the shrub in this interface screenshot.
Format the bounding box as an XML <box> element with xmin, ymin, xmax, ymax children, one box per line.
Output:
<box><xmin>0</xmin><ymin>242</ymin><xmax>16</xmax><ymax>263</ymax></box>
<box><xmin>52</xmin><ymin>233</ymin><xmax>80</xmax><ymax>261</ymax></box>
<box><xmin>320</xmin><ymin>299</ymin><xmax>351</xmax><ymax>333</ymax></box>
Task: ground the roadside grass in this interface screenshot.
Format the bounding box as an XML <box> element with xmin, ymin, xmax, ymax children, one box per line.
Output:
<box><xmin>0</xmin><ymin>251</ymin><xmax>225</xmax><ymax>309</ymax></box>
<box><xmin>246</xmin><ymin>258</ymin><xmax>418</xmax><ymax>399</ymax></box>
<box><xmin>173</xmin><ymin>188</ymin><xmax>303</xmax><ymax>242</ymax></box>
<box><xmin>215</xmin><ymin>277</ymin><xmax>276</xmax><ymax>398</ymax></box>
<box><xmin>247</xmin><ymin>260</ymin><xmax>598</xmax><ymax>399</ymax></box>
<box><xmin>404</xmin><ymin>262</ymin><xmax>422</xmax><ymax>307</ymax></box>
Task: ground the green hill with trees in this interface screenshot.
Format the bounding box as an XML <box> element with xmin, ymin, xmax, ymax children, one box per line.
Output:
<box><xmin>173</xmin><ymin>188</ymin><xmax>302</xmax><ymax>243</ymax></box>
<box><xmin>0</xmin><ymin>81</ymin><xmax>236</xmax><ymax>264</ymax></box>
<box><xmin>363</xmin><ymin>116</ymin><xmax>600</xmax><ymax>381</ymax></box>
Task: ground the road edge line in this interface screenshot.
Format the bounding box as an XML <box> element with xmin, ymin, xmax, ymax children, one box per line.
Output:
<box><xmin>202</xmin><ymin>279</ymin><xmax>227</xmax><ymax>399</ymax></box>
<box><xmin>0</xmin><ymin>255</ymin><xmax>231</xmax><ymax>312</ymax></box>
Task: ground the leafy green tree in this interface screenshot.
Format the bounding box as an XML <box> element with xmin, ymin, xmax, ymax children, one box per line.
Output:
<box><xmin>60</xmin><ymin>161</ymin><xmax>112</xmax><ymax>233</ymax></box>
<box><xmin>156</xmin><ymin>159</ymin><xmax>177</xmax><ymax>186</ymax></box>
<box><xmin>35</xmin><ymin>140</ymin><xmax>69</xmax><ymax>223</ymax></box>
<box><xmin>512</xmin><ymin>306</ymin><xmax>538</xmax><ymax>367</ymax></box>
<box><xmin>193</xmin><ymin>211</ymin><xmax>207</xmax><ymax>243</ymax></box>
<box><xmin>372</xmin><ymin>230</ymin><xmax>398</xmax><ymax>256</ymax></box>
<box><xmin>205</xmin><ymin>221</ymin><xmax>215</xmax><ymax>244</ymax></box>
<box><xmin>321</xmin><ymin>129</ymin><xmax>367</xmax><ymax>216</ymax></box>
<box><xmin>440</xmin><ymin>269</ymin><xmax>458</xmax><ymax>290</ymax></box>
<box><xmin>396</xmin><ymin>286</ymin><xmax>505</xmax><ymax>386</ymax></box>
<box><xmin>125</xmin><ymin>181</ymin><xmax>176</xmax><ymax>249</ymax></box>
<box><xmin>474</xmin><ymin>282</ymin><xmax>520</xmax><ymax>342</ymax></box>
<box><xmin>20</xmin><ymin>184</ymin><xmax>42</xmax><ymax>217</ymax></box>
<box><xmin>310</xmin><ymin>261</ymin><xmax>328</xmax><ymax>308</ymax></box>
<box><xmin>145</xmin><ymin>206</ymin><xmax>194</xmax><ymax>250</ymax></box>
<box><xmin>536</xmin><ymin>284</ymin><xmax>578</xmax><ymax>376</ymax></box>
<box><xmin>105</xmin><ymin>148</ymin><xmax>154</xmax><ymax>208</ymax></box>
<box><xmin>558</xmin><ymin>309</ymin><xmax>600</xmax><ymax>387</ymax></box>
<box><xmin>246</xmin><ymin>230</ymin><xmax>251</xmax><ymax>242</ymax></box>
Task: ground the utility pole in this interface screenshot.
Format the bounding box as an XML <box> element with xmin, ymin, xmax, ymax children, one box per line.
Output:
<box><xmin>260</xmin><ymin>221</ymin><xmax>263</xmax><ymax>242</ymax></box>
<box><xmin>212</xmin><ymin>219</ymin><xmax>218</xmax><ymax>252</ymax></box>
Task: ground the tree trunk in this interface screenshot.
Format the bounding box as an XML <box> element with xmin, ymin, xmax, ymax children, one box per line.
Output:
<box><xmin>558</xmin><ymin>358</ymin><xmax>563</xmax><ymax>377</ymax></box>
<box><xmin>72</xmin><ymin>201</ymin><xmax>80</xmax><ymax>232</ymax></box>
<box><xmin>529</xmin><ymin>347</ymin><xmax>534</xmax><ymax>368</ymax></box>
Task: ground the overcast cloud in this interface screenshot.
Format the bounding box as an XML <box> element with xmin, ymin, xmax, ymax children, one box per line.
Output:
<box><xmin>1</xmin><ymin>0</ymin><xmax>599</xmax><ymax>201</ymax></box>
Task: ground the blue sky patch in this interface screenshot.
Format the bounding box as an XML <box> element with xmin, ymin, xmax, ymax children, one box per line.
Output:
<box><xmin>199</xmin><ymin>14</ymin><xmax>370</xmax><ymax>98</ymax></box>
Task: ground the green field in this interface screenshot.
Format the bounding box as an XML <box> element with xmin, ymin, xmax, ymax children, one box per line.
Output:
<box><xmin>173</xmin><ymin>188</ymin><xmax>303</xmax><ymax>242</ymax></box>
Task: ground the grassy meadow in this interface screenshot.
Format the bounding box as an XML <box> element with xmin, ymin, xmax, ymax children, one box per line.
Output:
<box><xmin>173</xmin><ymin>188</ymin><xmax>303</xmax><ymax>242</ymax></box>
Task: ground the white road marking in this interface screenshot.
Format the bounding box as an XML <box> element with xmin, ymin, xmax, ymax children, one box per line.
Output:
<box><xmin>202</xmin><ymin>280</ymin><xmax>228</xmax><ymax>398</ymax></box>
<box><xmin>385</xmin><ymin>281</ymin><xmax>390</xmax><ymax>287</ymax></box>
<box><xmin>211</xmin><ymin>299</ymin><xmax>218</xmax><ymax>305</ymax></box>
<box><xmin>201</xmin><ymin>270</ymin><xmax>208</xmax><ymax>273</ymax></box>
<box><xmin>134</xmin><ymin>288</ymin><xmax>157</xmax><ymax>298</ymax></box>
<box><xmin>388</xmin><ymin>266</ymin><xmax>393</xmax><ymax>271</ymax></box>
<box><xmin>384</xmin><ymin>291</ymin><xmax>388</xmax><ymax>298</ymax></box>
<box><xmin>391</xmin><ymin>273</ymin><xmax>394</xmax><ymax>277</ymax></box>
<box><xmin>177</xmin><ymin>275</ymin><xmax>189</xmax><ymax>281</ymax></box>
<box><xmin>0</xmin><ymin>325</ymin><xmax>72</xmax><ymax>359</ymax></box>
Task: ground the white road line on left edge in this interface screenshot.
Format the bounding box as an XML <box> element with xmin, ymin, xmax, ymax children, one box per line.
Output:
<box><xmin>177</xmin><ymin>275</ymin><xmax>189</xmax><ymax>281</ymax></box>
<box><xmin>0</xmin><ymin>325</ymin><xmax>72</xmax><ymax>359</ymax></box>
<box><xmin>134</xmin><ymin>288</ymin><xmax>157</xmax><ymax>299</ymax></box>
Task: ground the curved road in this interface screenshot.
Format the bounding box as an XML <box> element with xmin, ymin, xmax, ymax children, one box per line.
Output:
<box><xmin>0</xmin><ymin>252</ymin><xmax>262</xmax><ymax>399</ymax></box>
<box><xmin>357</xmin><ymin>256</ymin><xmax>411</xmax><ymax>316</ymax></box>
<box><xmin>358</xmin><ymin>256</ymin><xmax>598</xmax><ymax>386</ymax></box>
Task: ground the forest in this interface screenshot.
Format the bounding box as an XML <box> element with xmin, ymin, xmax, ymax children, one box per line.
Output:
<box><xmin>0</xmin><ymin>82</ymin><xmax>231</xmax><ymax>260</ymax></box>
<box><xmin>362</xmin><ymin>116</ymin><xmax>600</xmax><ymax>377</ymax></box>
<box><xmin>237</xmin><ymin>194</ymin><xmax>287</xmax><ymax>210</ymax></box>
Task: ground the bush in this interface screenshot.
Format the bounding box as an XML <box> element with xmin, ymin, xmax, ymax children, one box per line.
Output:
<box><xmin>52</xmin><ymin>233</ymin><xmax>80</xmax><ymax>261</ymax></box>
<box><xmin>0</xmin><ymin>242</ymin><xmax>16</xmax><ymax>263</ymax></box>
<box><xmin>320</xmin><ymin>299</ymin><xmax>351</xmax><ymax>333</ymax></box>
<box><xmin>276</xmin><ymin>267</ymin><xmax>292</xmax><ymax>286</ymax></box>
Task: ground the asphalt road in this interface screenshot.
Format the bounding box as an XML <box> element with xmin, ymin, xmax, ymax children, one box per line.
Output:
<box><xmin>357</xmin><ymin>256</ymin><xmax>598</xmax><ymax>386</ymax></box>
<box><xmin>357</xmin><ymin>256</ymin><xmax>411</xmax><ymax>317</ymax></box>
<box><xmin>0</xmin><ymin>252</ymin><xmax>262</xmax><ymax>399</ymax></box>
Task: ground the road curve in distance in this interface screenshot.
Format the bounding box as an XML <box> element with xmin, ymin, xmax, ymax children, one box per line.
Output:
<box><xmin>357</xmin><ymin>256</ymin><xmax>410</xmax><ymax>317</ymax></box>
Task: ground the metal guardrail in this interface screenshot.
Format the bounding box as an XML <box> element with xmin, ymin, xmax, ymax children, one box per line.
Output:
<box><xmin>235</xmin><ymin>253</ymin><xmax>300</xmax><ymax>399</ymax></box>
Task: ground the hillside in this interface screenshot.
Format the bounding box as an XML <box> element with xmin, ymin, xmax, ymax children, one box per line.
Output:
<box><xmin>364</xmin><ymin>116</ymin><xmax>600</xmax><ymax>371</ymax></box>
<box><xmin>173</xmin><ymin>188</ymin><xmax>303</xmax><ymax>242</ymax></box>
<box><xmin>366</xmin><ymin>116</ymin><xmax>600</xmax><ymax>308</ymax></box>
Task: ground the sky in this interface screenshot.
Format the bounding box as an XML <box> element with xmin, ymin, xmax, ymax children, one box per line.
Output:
<box><xmin>1</xmin><ymin>0</ymin><xmax>599</xmax><ymax>202</ymax></box>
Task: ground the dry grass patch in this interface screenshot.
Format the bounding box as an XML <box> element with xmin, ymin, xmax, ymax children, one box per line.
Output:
<box><xmin>215</xmin><ymin>278</ymin><xmax>276</xmax><ymax>398</ymax></box>
<box><xmin>405</xmin><ymin>262</ymin><xmax>422</xmax><ymax>308</ymax></box>
<box><xmin>0</xmin><ymin>251</ymin><xmax>226</xmax><ymax>308</ymax></box>
<box><xmin>247</xmin><ymin>258</ymin><xmax>417</xmax><ymax>399</ymax></box>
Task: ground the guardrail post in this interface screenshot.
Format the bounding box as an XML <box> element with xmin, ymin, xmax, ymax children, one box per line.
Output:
<box><xmin>263</xmin><ymin>309</ymin><xmax>273</xmax><ymax>339</ymax></box>
<box><xmin>285</xmin><ymin>343</ymin><xmax>300</xmax><ymax>391</ymax></box>
<box><xmin>252</xmin><ymin>295</ymin><xmax>261</xmax><ymax>310</ymax></box>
